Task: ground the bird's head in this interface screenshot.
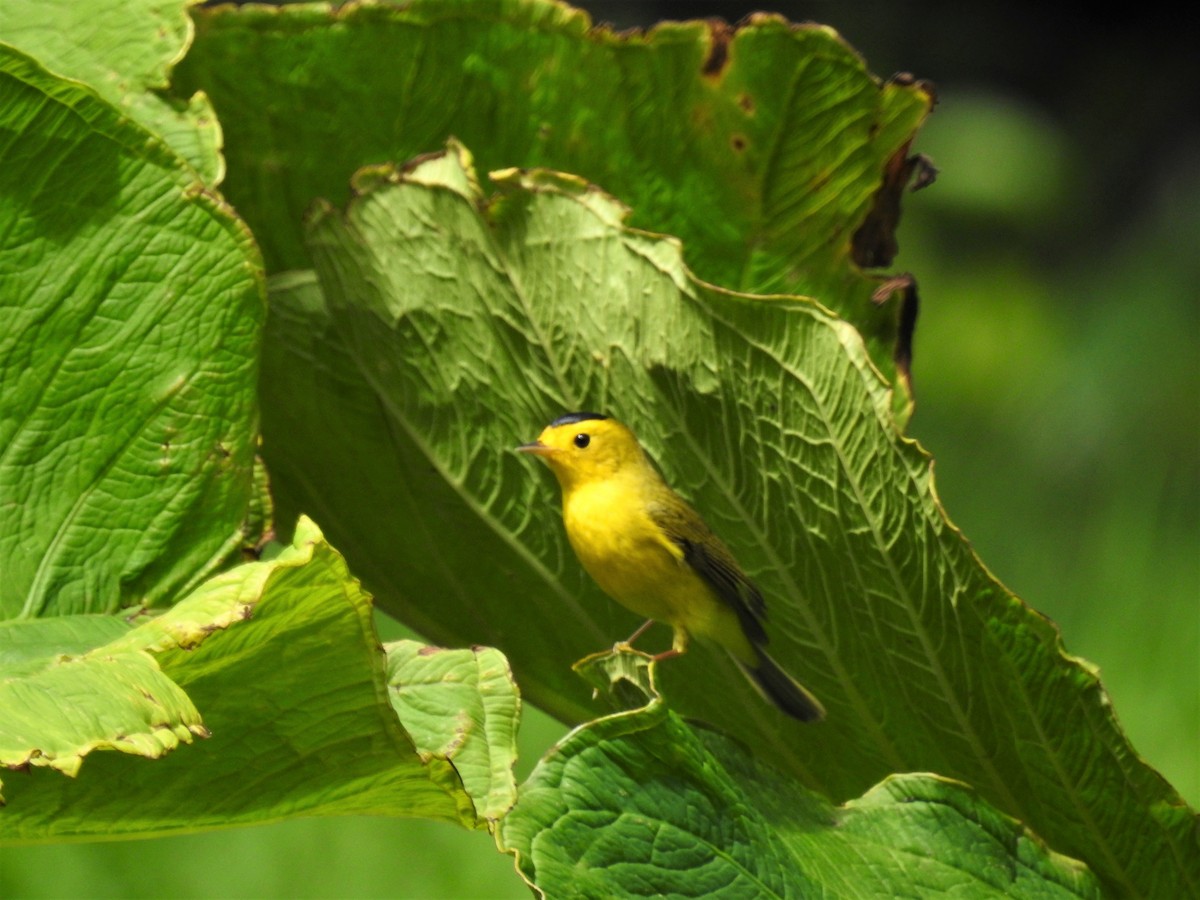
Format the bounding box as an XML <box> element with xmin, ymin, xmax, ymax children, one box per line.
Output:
<box><xmin>518</xmin><ymin>412</ymin><xmax>646</xmax><ymax>490</ymax></box>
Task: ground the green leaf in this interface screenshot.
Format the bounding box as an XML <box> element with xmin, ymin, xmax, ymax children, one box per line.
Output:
<box><xmin>173</xmin><ymin>0</ymin><xmax>930</xmax><ymax>392</ymax></box>
<box><xmin>500</xmin><ymin>699</ymin><xmax>1101</xmax><ymax>898</ymax></box>
<box><xmin>0</xmin><ymin>616</ymin><xmax>204</xmax><ymax>783</ymax></box>
<box><xmin>0</xmin><ymin>615</ymin><xmax>132</xmax><ymax>671</ymax></box>
<box><xmin>0</xmin><ymin>0</ymin><xmax>223</xmax><ymax>183</ymax></box>
<box><xmin>0</xmin><ymin>45</ymin><xmax>261</xmax><ymax>617</ymax></box>
<box><xmin>386</xmin><ymin>640</ymin><xmax>520</xmax><ymax>822</ymax></box>
<box><xmin>0</xmin><ymin>518</ymin><xmax>492</xmax><ymax>842</ymax></box>
<box><xmin>259</xmin><ymin>144</ymin><xmax>1198</xmax><ymax>897</ymax></box>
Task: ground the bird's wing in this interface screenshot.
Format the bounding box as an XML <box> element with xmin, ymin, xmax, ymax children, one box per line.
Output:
<box><xmin>647</xmin><ymin>499</ymin><xmax>768</xmax><ymax>647</ymax></box>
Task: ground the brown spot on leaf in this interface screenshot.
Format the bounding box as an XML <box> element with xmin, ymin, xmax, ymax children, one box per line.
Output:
<box><xmin>737</xmin><ymin>92</ymin><xmax>755</xmax><ymax>114</ymax></box>
<box><xmin>872</xmin><ymin>274</ymin><xmax>920</xmax><ymax>391</ymax></box>
<box><xmin>400</xmin><ymin>148</ymin><xmax>450</xmax><ymax>176</ymax></box>
<box><xmin>243</xmin><ymin>527</ymin><xmax>277</xmax><ymax>561</ymax></box>
<box><xmin>890</xmin><ymin>72</ymin><xmax>940</xmax><ymax>106</ymax></box>
<box><xmin>702</xmin><ymin>19</ymin><xmax>735</xmax><ymax>78</ymax></box>
<box><xmin>909</xmin><ymin>154</ymin><xmax>939</xmax><ymax>192</ymax></box>
<box><xmin>418</xmin><ymin>645</ymin><xmax>446</xmax><ymax>656</ymax></box>
<box><xmin>731</xmin><ymin>134</ymin><xmax>747</xmax><ymax>152</ymax></box>
<box><xmin>852</xmin><ymin>144</ymin><xmax>939</xmax><ymax>269</ymax></box>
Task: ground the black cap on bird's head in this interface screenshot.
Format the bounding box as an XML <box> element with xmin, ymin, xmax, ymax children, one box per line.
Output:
<box><xmin>548</xmin><ymin>411</ymin><xmax>609</xmax><ymax>428</ymax></box>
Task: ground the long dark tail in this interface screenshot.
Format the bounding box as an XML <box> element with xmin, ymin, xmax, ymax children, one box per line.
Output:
<box><xmin>735</xmin><ymin>647</ymin><xmax>825</xmax><ymax>723</ymax></box>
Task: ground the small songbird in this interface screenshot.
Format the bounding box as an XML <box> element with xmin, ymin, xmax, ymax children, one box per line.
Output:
<box><xmin>518</xmin><ymin>412</ymin><xmax>824</xmax><ymax>722</ymax></box>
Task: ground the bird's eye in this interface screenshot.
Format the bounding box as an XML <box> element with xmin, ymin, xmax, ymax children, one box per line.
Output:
<box><xmin>573</xmin><ymin>433</ymin><xmax>590</xmax><ymax>449</ymax></box>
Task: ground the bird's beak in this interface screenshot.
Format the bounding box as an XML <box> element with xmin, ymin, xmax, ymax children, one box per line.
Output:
<box><xmin>516</xmin><ymin>441</ymin><xmax>556</xmax><ymax>457</ymax></box>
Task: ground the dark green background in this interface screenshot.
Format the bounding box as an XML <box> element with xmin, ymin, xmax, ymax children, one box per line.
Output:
<box><xmin>2</xmin><ymin>3</ymin><xmax>1194</xmax><ymax>897</ymax></box>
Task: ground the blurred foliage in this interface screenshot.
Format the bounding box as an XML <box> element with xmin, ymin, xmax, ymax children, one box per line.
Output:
<box><xmin>899</xmin><ymin>92</ymin><xmax>1200</xmax><ymax>809</ymax></box>
<box><xmin>2</xmin><ymin>1</ymin><xmax>1194</xmax><ymax>897</ymax></box>
<box><xmin>0</xmin><ymin>817</ymin><xmax>529</xmax><ymax>900</ymax></box>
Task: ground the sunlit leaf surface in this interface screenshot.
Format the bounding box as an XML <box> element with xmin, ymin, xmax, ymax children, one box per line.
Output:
<box><xmin>0</xmin><ymin>519</ymin><xmax>496</xmax><ymax>842</ymax></box>
<box><xmin>0</xmin><ymin>46</ymin><xmax>261</xmax><ymax>617</ymax></box>
<box><xmin>0</xmin><ymin>0</ymin><xmax>222</xmax><ymax>181</ymax></box>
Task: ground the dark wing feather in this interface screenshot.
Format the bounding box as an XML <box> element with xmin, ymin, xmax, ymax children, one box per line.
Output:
<box><xmin>647</xmin><ymin>498</ymin><xmax>768</xmax><ymax>647</ymax></box>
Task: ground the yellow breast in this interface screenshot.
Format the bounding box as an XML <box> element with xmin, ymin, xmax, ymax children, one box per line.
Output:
<box><xmin>561</xmin><ymin>477</ymin><xmax>707</xmax><ymax>628</ymax></box>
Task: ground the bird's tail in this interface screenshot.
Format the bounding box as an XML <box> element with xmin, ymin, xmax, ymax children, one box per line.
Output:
<box><xmin>735</xmin><ymin>647</ymin><xmax>825</xmax><ymax>723</ymax></box>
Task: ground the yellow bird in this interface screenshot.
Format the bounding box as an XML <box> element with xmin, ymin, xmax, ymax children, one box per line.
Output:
<box><xmin>519</xmin><ymin>412</ymin><xmax>825</xmax><ymax>722</ymax></box>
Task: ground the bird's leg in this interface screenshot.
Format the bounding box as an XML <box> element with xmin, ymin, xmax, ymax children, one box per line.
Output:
<box><xmin>651</xmin><ymin>627</ymin><xmax>689</xmax><ymax>662</ymax></box>
<box><xmin>624</xmin><ymin>618</ymin><xmax>656</xmax><ymax>648</ymax></box>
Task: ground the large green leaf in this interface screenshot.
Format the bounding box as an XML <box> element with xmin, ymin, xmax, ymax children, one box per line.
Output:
<box><xmin>0</xmin><ymin>46</ymin><xmax>261</xmax><ymax>618</ymax></box>
<box><xmin>259</xmin><ymin>144</ymin><xmax>1197</xmax><ymax>897</ymax></box>
<box><xmin>173</xmin><ymin>0</ymin><xmax>930</xmax><ymax>392</ymax></box>
<box><xmin>500</xmin><ymin>666</ymin><xmax>1100</xmax><ymax>898</ymax></box>
<box><xmin>0</xmin><ymin>0</ymin><xmax>222</xmax><ymax>183</ymax></box>
<box><xmin>0</xmin><ymin>518</ymin><xmax>514</xmax><ymax>842</ymax></box>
